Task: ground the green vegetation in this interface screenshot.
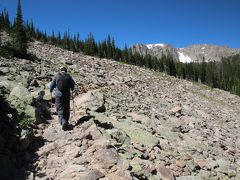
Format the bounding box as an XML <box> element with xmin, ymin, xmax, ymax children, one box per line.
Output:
<box><xmin>0</xmin><ymin>86</ymin><xmax>20</xmax><ymax>131</ymax></box>
<box><xmin>19</xmin><ymin>117</ymin><xmax>35</xmax><ymax>129</ymax></box>
<box><xmin>0</xmin><ymin>45</ymin><xmax>14</xmax><ymax>58</ymax></box>
<box><xmin>12</xmin><ymin>0</ymin><xmax>27</xmax><ymax>57</ymax></box>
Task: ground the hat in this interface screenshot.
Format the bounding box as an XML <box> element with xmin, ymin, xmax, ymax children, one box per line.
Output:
<box><xmin>60</xmin><ymin>66</ymin><xmax>67</xmax><ymax>72</ymax></box>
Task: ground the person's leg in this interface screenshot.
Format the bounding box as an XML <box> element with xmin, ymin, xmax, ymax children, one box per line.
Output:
<box><xmin>55</xmin><ymin>96</ymin><xmax>67</xmax><ymax>125</ymax></box>
<box><xmin>63</xmin><ymin>96</ymin><xmax>70</xmax><ymax>124</ymax></box>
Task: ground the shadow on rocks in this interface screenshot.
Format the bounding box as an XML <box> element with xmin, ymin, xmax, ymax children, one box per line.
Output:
<box><xmin>24</xmin><ymin>135</ymin><xmax>46</xmax><ymax>179</ymax></box>
<box><xmin>74</xmin><ymin>115</ymin><xmax>94</xmax><ymax>127</ymax></box>
<box><xmin>0</xmin><ymin>86</ymin><xmax>61</xmax><ymax>179</ymax></box>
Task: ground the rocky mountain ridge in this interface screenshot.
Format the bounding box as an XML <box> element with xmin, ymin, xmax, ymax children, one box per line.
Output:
<box><xmin>132</xmin><ymin>43</ymin><xmax>240</xmax><ymax>63</ymax></box>
<box><xmin>0</xmin><ymin>40</ymin><xmax>240</xmax><ymax>179</ymax></box>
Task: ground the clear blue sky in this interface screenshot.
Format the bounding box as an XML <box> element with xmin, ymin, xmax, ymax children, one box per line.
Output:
<box><xmin>0</xmin><ymin>0</ymin><xmax>239</xmax><ymax>48</ymax></box>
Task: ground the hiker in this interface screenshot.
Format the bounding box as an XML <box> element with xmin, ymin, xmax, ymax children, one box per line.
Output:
<box><xmin>50</xmin><ymin>66</ymin><xmax>75</xmax><ymax>130</ymax></box>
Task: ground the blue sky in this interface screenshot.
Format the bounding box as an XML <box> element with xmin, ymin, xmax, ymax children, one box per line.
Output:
<box><xmin>0</xmin><ymin>0</ymin><xmax>239</xmax><ymax>48</ymax></box>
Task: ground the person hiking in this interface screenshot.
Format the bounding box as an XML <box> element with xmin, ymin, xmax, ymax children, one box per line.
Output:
<box><xmin>50</xmin><ymin>66</ymin><xmax>75</xmax><ymax>130</ymax></box>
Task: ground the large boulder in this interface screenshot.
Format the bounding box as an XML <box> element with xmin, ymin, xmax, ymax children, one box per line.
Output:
<box><xmin>9</xmin><ymin>86</ymin><xmax>33</xmax><ymax>109</ymax></box>
<box><xmin>8</xmin><ymin>85</ymin><xmax>41</xmax><ymax>125</ymax></box>
<box><xmin>113</xmin><ymin>117</ymin><xmax>159</xmax><ymax>148</ymax></box>
<box><xmin>0</xmin><ymin>67</ymin><xmax>10</xmax><ymax>75</ymax></box>
<box><xmin>0</xmin><ymin>80</ymin><xmax>16</xmax><ymax>92</ymax></box>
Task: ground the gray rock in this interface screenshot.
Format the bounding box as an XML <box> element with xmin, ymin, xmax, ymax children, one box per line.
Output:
<box><xmin>83</xmin><ymin>169</ymin><xmax>105</xmax><ymax>180</ymax></box>
<box><xmin>65</xmin><ymin>59</ymin><xmax>73</xmax><ymax>65</ymax></box>
<box><xmin>170</xmin><ymin>106</ymin><xmax>182</xmax><ymax>115</ymax></box>
<box><xmin>155</xmin><ymin>164</ymin><xmax>175</xmax><ymax>180</ymax></box>
<box><xmin>176</xmin><ymin>176</ymin><xmax>202</xmax><ymax>180</ymax></box>
<box><xmin>30</xmin><ymin>79</ymin><xmax>39</xmax><ymax>87</ymax></box>
<box><xmin>94</xmin><ymin>148</ymin><xmax>120</xmax><ymax>169</ymax></box>
<box><xmin>59</xmin><ymin>164</ymin><xmax>88</xmax><ymax>178</ymax></box>
<box><xmin>0</xmin><ymin>80</ymin><xmax>16</xmax><ymax>91</ymax></box>
<box><xmin>109</xmin><ymin>129</ymin><xmax>131</xmax><ymax>144</ymax></box>
<box><xmin>9</xmin><ymin>85</ymin><xmax>33</xmax><ymax>107</ymax></box>
<box><xmin>0</xmin><ymin>67</ymin><xmax>10</xmax><ymax>75</ymax></box>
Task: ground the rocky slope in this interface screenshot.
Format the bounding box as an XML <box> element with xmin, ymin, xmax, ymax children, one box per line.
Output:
<box><xmin>0</xmin><ymin>41</ymin><xmax>240</xmax><ymax>179</ymax></box>
<box><xmin>132</xmin><ymin>43</ymin><xmax>240</xmax><ymax>63</ymax></box>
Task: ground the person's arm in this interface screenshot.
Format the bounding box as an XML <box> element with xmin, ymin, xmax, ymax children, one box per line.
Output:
<box><xmin>70</xmin><ymin>76</ymin><xmax>75</xmax><ymax>92</ymax></box>
<box><xmin>50</xmin><ymin>75</ymin><xmax>57</xmax><ymax>92</ymax></box>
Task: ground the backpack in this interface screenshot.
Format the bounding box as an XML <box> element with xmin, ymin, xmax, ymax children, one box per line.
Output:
<box><xmin>56</xmin><ymin>72</ymin><xmax>71</xmax><ymax>92</ymax></box>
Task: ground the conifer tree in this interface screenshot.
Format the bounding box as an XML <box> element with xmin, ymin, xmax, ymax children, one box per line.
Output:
<box><xmin>56</xmin><ymin>31</ymin><xmax>61</xmax><ymax>45</ymax></box>
<box><xmin>101</xmin><ymin>40</ymin><xmax>107</xmax><ymax>58</ymax></box>
<box><xmin>12</xmin><ymin>0</ymin><xmax>27</xmax><ymax>56</ymax></box>
<box><xmin>107</xmin><ymin>35</ymin><xmax>113</xmax><ymax>58</ymax></box>
<box><xmin>50</xmin><ymin>31</ymin><xmax>56</xmax><ymax>44</ymax></box>
<box><xmin>83</xmin><ymin>33</ymin><xmax>97</xmax><ymax>55</ymax></box>
<box><xmin>3</xmin><ymin>9</ymin><xmax>11</xmax><ymax>33</ymax></box>
<box><xmin>200</xmin><ymin>57</ymin><xmax>207</xmax><ymax>83</ymax></box>
<box><xmin>193</xmin><ymin>64</ymin><xmax>199</xmax><ymax>82</ymax></box>
<box><xmin>122</xmin><ymin>44</ymin><xmax>129</xmax><ymax>63</ymax></box>
<box><xmin>114</xmin><ymin>47</ymin><xmax>122</xmax><ymax>61</ymax></box>
<box><xmin>111</xmin><ymin>38</ymin><xmax>116</xmax><ymax>59</ymax></box>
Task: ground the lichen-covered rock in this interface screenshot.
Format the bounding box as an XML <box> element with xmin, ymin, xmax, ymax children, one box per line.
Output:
<box><xmin>108</xmin><ymin>129</ymin><xmax>131</xmax><ymax>144</ymax></box>
<box><xmin>113</xmin><ymin>117</ymin><xmax>159</xmax><ymax>148</ymax></box>
<box><xmin>9</xmin><ymin>85</ymin><xmax>33</xmax><ymax>110</ymax></box>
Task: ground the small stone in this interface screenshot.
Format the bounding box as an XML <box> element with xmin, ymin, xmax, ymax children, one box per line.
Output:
<box><xmin>236</xmin><ymin>138</ymin><xmax>240</xmax><ymax>149</ymax></box>
<box><xmin>194</xmin><ymin>158</ymin><xmax>207</xmax><ymax>169</ymax></box>
<box><xmin>175</xmin><ymin>160</ymin><xmax>186</xmax><ymax>168</ymax></box>
<box><xmin>170</xmin><ymin>106</ymin><xmax>182</xmax><ymax>115</ymax></box>
<box><xmin>155</xmin><ymin>164</ymin><xmax>175</xmax><ymax>180</ymax></box>
<box><xmin>27</xmin><ymin>172</ymin><xmax>34</xmax><ymax>180</ymax></box>
<box><xmin>65</xmin><ymin>60</ymin><xmax>73</xmax><ymax>65</ymax></box>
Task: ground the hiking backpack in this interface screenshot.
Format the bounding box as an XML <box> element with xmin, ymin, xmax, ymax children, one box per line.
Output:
<box><xmin>56</xmin><ymin>72</ymin><xmax>71</xmax><ymax>92</ymax></box>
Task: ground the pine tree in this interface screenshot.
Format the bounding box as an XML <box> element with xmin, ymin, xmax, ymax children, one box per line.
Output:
<box><xmin>169</xmin><ymin>57</ymin><xmax>176</xmax><ymax>76</ymax></box>
<box><xmin>193</xmin><ymin>64</ymin><xmax>199</xmax><ymax>82</ymax></box>
<box><xmin>107</xmin><ymin>35</ymin><xmax>113</xmax><ymax>58</ymax></box>
<box><xmin>3</xmin><ymin>9</ymin><xmax>11</xmax><ymax>33</ymax></box>
<box><xmin>111</xmin><ymin>38</ymin><xmax>116</xmax><ymax>59</ymax></box>
<box><xmin>102</xmin><ymin>40</ymin><xmax>107</xmax><ymax>58</ymax></box>
<box><xmin>114</xmin><ymin>47</ymin><xmax>122</xmax><ymax>61</ymax></box>
<box><xmin>97</xmin><ymin>42</ymin><xmax>103</xmax><ymax>58</ymax></box>
<box><xmin>25</xmin><ymin>20</ymin><xmax>35</xmax><ymax>41</ymax></box>
<box><xmin>83</xmin><ymin>33</ymin><xmax>97</xmax><ymax>56</ymax></box>
<box><xmin>12</xmin><ymin>0</ymin><xmax>27</xmax><ymax>56</ymax></box>
<box><xmin>159</xmin><ymin>56</ymin><xmax>164</xmax><ymax>72</ymax></box>
<box><xmin>200</xmin><ymin>57</ymin><xmax>207</xmax><ymax>83</ymax></box>
<box><xmin>50</xmin><ymin>31</ymin><xmax>56</xmax><ymax>44</ymax></box>
<box><xmin>56</xmin><ymin>31</ymin><xmax>61</xmax><ymax>46</ymax></box>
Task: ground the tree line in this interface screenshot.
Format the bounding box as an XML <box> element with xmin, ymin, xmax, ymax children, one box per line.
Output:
<box><xmin>0</xmin><ymin>0</ymin><xmax>27</xmax><ymax>57</ymax></box>
<box><xmin>0</xmin><ymin>0</ymin><xmax>239</xmax><ymax>96</ymax></box>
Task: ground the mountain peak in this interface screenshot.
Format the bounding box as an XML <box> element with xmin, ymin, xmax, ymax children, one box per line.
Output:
<box><xmin>146</xmin><ymin>43</ymin><xmax>165</xmax><ymax>49</ymax></box>
<box><xmin>132</xmin><ymin>43</ymin><xmax>240</xmax><ymax>63</ymax></box>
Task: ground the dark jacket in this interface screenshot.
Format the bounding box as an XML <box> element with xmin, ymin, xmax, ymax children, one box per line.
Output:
<box><xmin>50</xmin><ymin>71</ymin><xmax>75</xmax><ymax>97</ymax></box>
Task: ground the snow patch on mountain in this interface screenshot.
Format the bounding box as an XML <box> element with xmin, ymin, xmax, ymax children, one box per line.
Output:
<box><xmin>146</xmin><ymin>44</ymin><xmax>165</xmax><ymax>49</ymax></box>
<box><xmin>178</xmin><ymin>52</ymin><xmax>192</xmax><ymax>63</ymax></box>
<box><xmin>132</xmin><ymin>43</ymin><xmax>240</xmax><ymax>63</ymax></box>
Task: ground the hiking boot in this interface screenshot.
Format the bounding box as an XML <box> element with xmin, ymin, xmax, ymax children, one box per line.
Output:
<box><xmin>62</xmin><ymin>122</ymin><xmax>68</xmax><ymax>131</ymax></box>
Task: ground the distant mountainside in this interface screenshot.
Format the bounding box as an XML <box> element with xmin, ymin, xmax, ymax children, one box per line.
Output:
<box><xmin>132</xmin><ymin>43</ymin><xmax>240</xmax><ymax>63</ymax></box>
